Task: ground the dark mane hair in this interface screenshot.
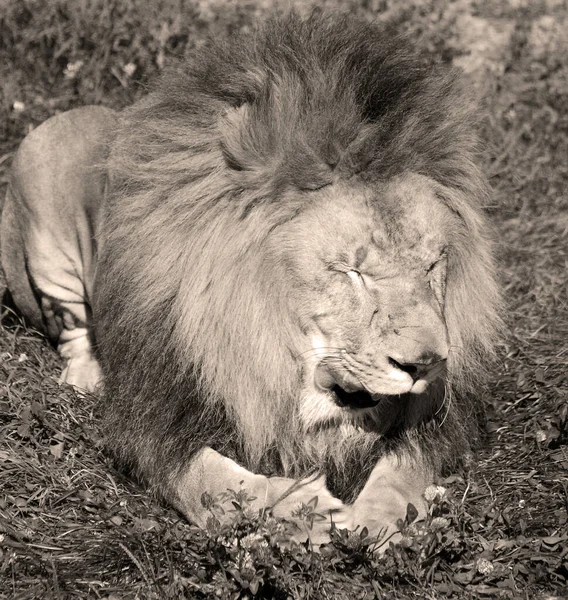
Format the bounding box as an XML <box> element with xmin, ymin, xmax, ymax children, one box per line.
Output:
<box><xmin>94</xmin><ymin>11</ymin><xmax>502</xmax><ymax>501</ymax></box>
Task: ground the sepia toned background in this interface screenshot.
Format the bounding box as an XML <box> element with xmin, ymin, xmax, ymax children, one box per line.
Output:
<box><xmin>0</xmin><ymin>1</ymin><xmax>566</xmax><ymax>597</ymax></box>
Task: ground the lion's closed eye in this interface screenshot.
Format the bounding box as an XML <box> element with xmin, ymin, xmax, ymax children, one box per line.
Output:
<box><xmin>426</xmin><ymin>247</ymin><xmax>448</xmax><ymax>273</ymax></box>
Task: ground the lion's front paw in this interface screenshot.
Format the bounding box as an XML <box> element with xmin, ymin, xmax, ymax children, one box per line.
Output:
<box><xmin>351</xmin><ymin>488</ymin><xmax>427</xmax><ymax>550</ymax></box>
<box><xmin>268</xmin><ymin>475</ymin><xmax>353</xmax><ymax>546</ymax></box>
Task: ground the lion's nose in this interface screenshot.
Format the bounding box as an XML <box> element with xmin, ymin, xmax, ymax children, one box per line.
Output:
<box><xmin>387</xmin><ymin>353</ymin><xmax>447</xmax><ymax>382</ymax></box>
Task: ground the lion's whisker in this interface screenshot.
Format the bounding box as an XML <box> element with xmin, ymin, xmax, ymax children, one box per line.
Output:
<box><xmin>433</xmin><ymin>379</ymin><xmax>455</xmax><ymax>429</ymax></box>
<box><xmin>294</xmin><ymin>347</ymin><xmax>344</xmax><ymax>360</ymax></box>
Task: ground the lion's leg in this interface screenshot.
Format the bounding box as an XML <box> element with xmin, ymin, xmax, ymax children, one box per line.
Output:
<box><xmin>1</xmin><ymin>107</ymin><xmax>116</xmax><ymax>392</ymax></box>
<box><xmin>351</xmin><ymin>451</ymin><xmax>432</xmax><ymax>548</ymax></box>
<box><xmin>2</xmin><ymin>214</ymin><xmax>100</xmax><ymax>392</ymax></box>
<box><xmin>10</xmin><ymin>264</ymin><xmax>102</xmax><ymax>393</ymax></box>
<box><xmin>39</xmin><ymin>295</ymin><xmax>101</xmax><ymax>392</ymax></box>
<box><xmin>23</xmin><ymin>235</ymin><xmax>102</xmax><ymax>392</ymax></box>
<box><xmin>174</xmin><ymin>447</ymin><xmax>353</xmax><ymax>544</ymax></box>
<box><xmin>1</xmin><ymin>186</ymin><xmax>96</xmax><ymax>378</ymax></box>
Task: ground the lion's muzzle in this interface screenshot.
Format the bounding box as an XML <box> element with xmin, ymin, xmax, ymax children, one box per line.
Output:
<box><xmin>387</xmin><ymin>353</ymin><xmax>448</xmax><ymax>395</ymax></box>
<box><xmin>314</xmin><ymin>338</ymin><xmax>448</xmax><ymax>409</ymax></box>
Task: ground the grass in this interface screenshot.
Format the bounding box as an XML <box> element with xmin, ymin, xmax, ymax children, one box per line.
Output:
<box><xmin>1</xmin><ymin>0</ymin><xmax>567</xmax><ymax>598</ymax></box>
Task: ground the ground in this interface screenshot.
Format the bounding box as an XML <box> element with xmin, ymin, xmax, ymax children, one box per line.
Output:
<box><xmin>0</xmin><ymin>0</ymin><xmax>567</xmax><ymax>598</ymax></box>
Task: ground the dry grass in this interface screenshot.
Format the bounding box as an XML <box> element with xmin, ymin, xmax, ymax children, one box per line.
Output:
<box><xmin>1</xmin><ymin>0</ymin><xmax>567</xmax><ymax>598</ymax></box>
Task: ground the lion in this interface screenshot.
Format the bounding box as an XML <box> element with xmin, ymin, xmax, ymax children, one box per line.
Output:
<box><xmin>1</xmin><ymin>13</ymin><xmax>502</xmax><ymax>545</ymax></box>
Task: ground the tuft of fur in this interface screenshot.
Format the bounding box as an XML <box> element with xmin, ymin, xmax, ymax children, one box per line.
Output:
<box><xmin>94</xmin><ymin>12</ymin><xmax>502</xmax><ymax>502</ymax></box>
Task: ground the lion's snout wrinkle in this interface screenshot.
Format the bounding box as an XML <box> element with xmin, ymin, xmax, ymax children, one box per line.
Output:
<box><xmin>381</xmin><ymin>295</ymin><xmax>449</xmax><ymax>381</ymax></box>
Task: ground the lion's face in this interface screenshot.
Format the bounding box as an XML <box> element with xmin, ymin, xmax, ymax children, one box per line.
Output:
<box><xmin>270</xmin><ymin>174</ymin><xmax>460</xmax><ymax>428</ymax></box>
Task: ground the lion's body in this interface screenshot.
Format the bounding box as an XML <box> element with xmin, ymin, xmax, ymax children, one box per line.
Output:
<box><xmin>1</xmin><ymin>13</ymin><xmax>502</xmax><ymax>543</ymax></box>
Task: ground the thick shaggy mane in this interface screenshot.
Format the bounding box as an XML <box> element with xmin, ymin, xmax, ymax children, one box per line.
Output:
<box><xmin>95</xmin><ymin>12</ymin><xmax>502</xmax><ymax>500</ymax></box>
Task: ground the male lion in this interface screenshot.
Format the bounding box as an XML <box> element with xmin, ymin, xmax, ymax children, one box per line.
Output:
<box><xmin>1</xmin><ymin>13</ymin><xmax>502</xmax><ymax>544</ymax></box>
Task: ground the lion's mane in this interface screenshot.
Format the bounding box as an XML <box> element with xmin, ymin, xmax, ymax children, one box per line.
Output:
<box><xmin>94</xmin><ymin>12</ymin><xmax>502</xmax><ymax>501</ymax></box>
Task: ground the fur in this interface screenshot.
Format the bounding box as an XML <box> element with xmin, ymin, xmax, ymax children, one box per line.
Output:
<box><xmin>94</xmin><ymin>12</ymin><xmax>502</xmax><ymax>503</ymax></box>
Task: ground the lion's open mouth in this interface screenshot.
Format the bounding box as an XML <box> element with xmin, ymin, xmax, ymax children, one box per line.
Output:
<box><xmin>331</xmin><ymin>385</ymin><xmax>379</xmax><ymax>409</ymax></box>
